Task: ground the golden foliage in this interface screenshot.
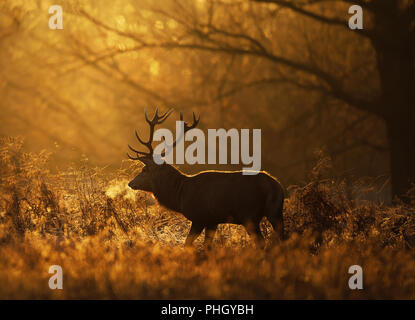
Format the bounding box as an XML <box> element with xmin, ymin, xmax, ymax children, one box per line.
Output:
<box><xmin>0</xmin><ymin>137</ymin><xmax>414</xmax><ymax>299</ymax></box>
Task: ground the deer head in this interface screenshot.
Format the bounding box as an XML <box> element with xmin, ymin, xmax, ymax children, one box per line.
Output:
<box><xmin>127</xmin><ymin>108</ymin><xmax>199</xmax><ymax>192</ymax></box>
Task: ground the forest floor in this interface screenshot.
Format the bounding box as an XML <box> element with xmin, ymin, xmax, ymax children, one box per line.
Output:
<box><xmin>1</xmin><ymin>137</ymin><xmax>414</xmax><ymax>299</ymax></box>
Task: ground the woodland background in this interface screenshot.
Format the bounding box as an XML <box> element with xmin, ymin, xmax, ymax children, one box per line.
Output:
<box><xmin>2</xmin><ymin>0</ymin><xmax>414</xmax><ymax>201</ymax></box>
<box><xmin>0</xmin><ymin>0</ymin><xmax>414</xmax><ymax>299</ymax></box>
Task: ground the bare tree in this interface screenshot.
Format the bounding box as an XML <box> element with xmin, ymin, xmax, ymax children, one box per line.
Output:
<box><xmin>86</xmin><ymin>0</ymin><xmax>412</xmax><ymax>199</ymax></box>
<box><xmin>3</xmin><ymin>0</ymin><xmax>413</xmax><ymax>199</ymax></box>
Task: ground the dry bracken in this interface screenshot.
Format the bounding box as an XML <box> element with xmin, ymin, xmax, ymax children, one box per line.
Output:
<box><xmin>0</xmin><ymin>137</ymin><xmax>414</xmax><ymax>299</ymax></box>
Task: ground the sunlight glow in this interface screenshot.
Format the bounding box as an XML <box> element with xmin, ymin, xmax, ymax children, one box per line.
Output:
<box><xmin>150</xmin><ymin>60</ymin><xmax>160</xmax><ymax>76</ymax></box>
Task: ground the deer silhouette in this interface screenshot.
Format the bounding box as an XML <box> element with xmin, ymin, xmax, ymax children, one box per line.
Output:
<box><xmin>127</xmin><ymin>108</ymin><xmax>284</xmax><ymax>249</ymax></box>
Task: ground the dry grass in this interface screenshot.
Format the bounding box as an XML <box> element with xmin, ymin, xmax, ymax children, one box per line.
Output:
<box><xmin>0</xmin><ymin>137</ymin><xmax>414</xmax><ymax>299</ymax></box>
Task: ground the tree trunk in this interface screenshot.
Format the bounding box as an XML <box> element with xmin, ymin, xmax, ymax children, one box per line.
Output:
<box><xmin>386</xmin><ymin>118</ymin><xmax>415</xmax><ymax>200</ymax></box>
<box><xmin>373</xmin><ymin>3</ymin><xmax>415</xmax><ymax>200</ymax></box>
<box><xmin>375</xmin><ymin>27</ymin><xmax>415</xmax><ymax>200</ymax></box>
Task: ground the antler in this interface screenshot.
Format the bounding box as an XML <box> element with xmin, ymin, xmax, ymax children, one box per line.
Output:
<box><xmin>127</xmin><ymin>107</ymin><xmax>174</xmax><ymax>160</ymax></box>
<box><xmin>161</xmin><ymin>111</ymin><xmax>200</xmax><ymax>157</ymax></box>
<box><xmin>127</xmin><ymin>108</ymin><xmax>200</xmax><ymax>160</ymax></box>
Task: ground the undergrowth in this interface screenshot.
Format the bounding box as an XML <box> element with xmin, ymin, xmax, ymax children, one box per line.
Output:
<box><xmin>0</xmin><ymin>137</ymin><xmax>414</xmax><ymax>299</ymax></box>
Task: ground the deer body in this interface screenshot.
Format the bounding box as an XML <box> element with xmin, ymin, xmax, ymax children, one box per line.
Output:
<box><xmin>127</xmin><ymin>109</ymin><xmax>284</xmax><ymax>248</ymax></box>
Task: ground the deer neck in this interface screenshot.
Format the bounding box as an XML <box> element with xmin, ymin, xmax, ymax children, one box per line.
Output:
<box><xmin>151</xmin><ymin>164</ymin><xmax>185</xmax><ymax>212</ymax></box>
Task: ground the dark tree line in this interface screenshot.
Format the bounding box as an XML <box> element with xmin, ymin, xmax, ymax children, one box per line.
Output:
<box><xmin>2</xmin><ymin>0</ymin><xmax>414</xmax><ymax>199</ymax></box>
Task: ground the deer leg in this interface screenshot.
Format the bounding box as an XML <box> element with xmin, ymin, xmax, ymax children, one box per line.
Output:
<box><xmin>184</xmin><ymin>223</ymin><xmax>203</xmax><ymax>247</ymax></box>
<box><xmin>254</xmin><ymin>223</ymin><xmax>266</xmax><ymax>250</ymax></box>
<box><xmin>245</xmin><ymin>220</ymin><xmax>266</xmax><ymax>249</ymax></box>
<box><xmin>266</xmin><ymin>193</ymin><xmax>285</xmax><ymax>242</ymax></box>
<box><xmin>269</xmin><ymin>214</ymin><xmax>285</xmax><ymax>242</ymax></box>
<box><xmin>204</xmin><ymin>225</ymin><xmax>218</xmax><ymax>250</ymax></box>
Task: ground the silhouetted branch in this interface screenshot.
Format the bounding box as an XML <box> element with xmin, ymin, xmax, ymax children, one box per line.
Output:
<box><xmin>78</xmin><ymin>6</ymin><xmax>381</xmax><ymax>118</ymax></box>
<box><xmin>252</xmin><ymin>0</ymin><xmax>374</xmax><ymax>38</ymax></box>
<box><xmin>67</xmin><ymin>34</ymin><xmax>171</xmax><ymax>106</ymax></box>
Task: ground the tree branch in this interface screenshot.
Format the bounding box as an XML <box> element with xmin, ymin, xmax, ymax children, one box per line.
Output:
<box><xmin>158</xmin><ymin>40</ymin><xmax>381</xmax><ymax>116</ymax></box>
<box><xmin>77</xmin><ymin>7</ymin><xmax>381</xmax><ymax>117</ymax></box>
<box><xmin>252</xmin><ymin>0</ymin><xmax>374</xmax><ymax>38</ymax></box>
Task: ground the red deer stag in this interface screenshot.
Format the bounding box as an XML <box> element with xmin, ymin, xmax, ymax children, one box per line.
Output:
<box><xmin>127</xmin><ymin>108</ymin><xmax>285</xmax><ymax>248</ymax></box>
